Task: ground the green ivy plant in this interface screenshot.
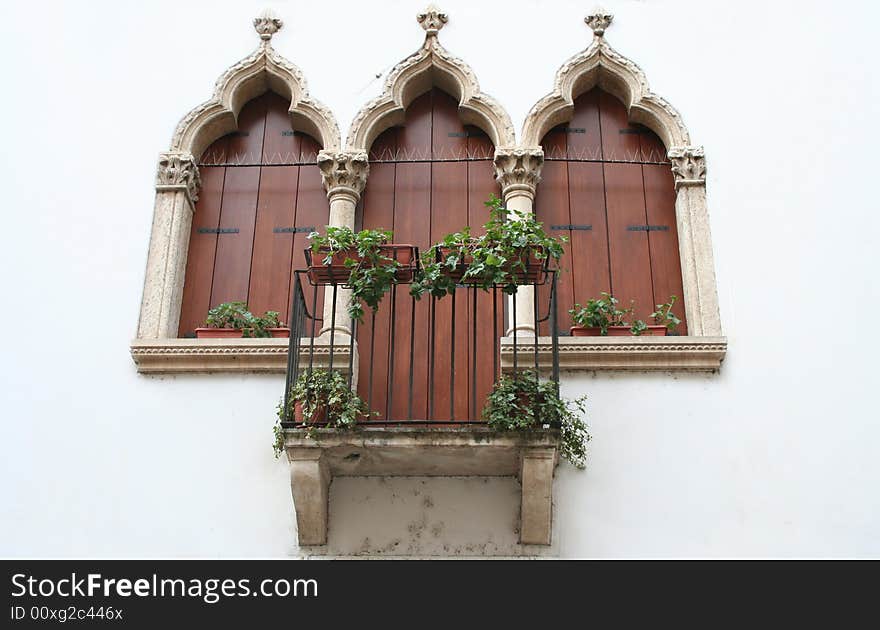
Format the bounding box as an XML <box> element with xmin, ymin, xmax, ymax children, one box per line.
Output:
<box><xmin>649</xmin><ymin>295</ymin><xmax>681</xmax><ymax>333</ymax></box>
<box><xmin>482</xmin><ymin>371</ymin><xmax>590</xmax><ymax>469</ymax></box>
<box><xmin>412</xmin><ymin>194</ymin><xmax>567</xmax><ymax>299</ymax></box>
<box><xmin>308</xmin><ymin>226</ymin><xmax>403</xmax><ymax>323</ymax></box>
<box><xmin>276</xmin><ymin>368</ymin><xmax>368</xmax><ymax>447</ymax></box>
<box><xmin>568</xmin><ymin>293</ymin><xmax>629</xmax><ymax>335</ymax></box>
<box><xmin>205</xmin><ymin>301</ymin><xmax>282</xmax><ymax>338</ymax></box>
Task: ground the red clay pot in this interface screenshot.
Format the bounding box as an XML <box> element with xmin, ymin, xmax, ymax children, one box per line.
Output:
<box><xmin>439</xmin><ymin>246</ymin><xmax>545</xmax><ymax>285</ymax></box>
<box><xmin>307</xmin><ymin>245</ymin><xmax>416</xmax><ymax>284</ymax></box>
<box><xmin>195</xmin><ymin>327</ymin><xmax>290</xmax><ymax>339</ymax></box>
<box><xmin>569</xmin><ymin>325</ymin><xmax>668</xmax><ymax>337</ymax></box>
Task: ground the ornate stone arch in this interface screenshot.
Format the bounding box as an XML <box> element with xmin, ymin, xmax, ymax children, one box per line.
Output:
<box><xmin>345</xmin><ymin>5</ymin><xmax>515</xmax><ymax>152</ymax></box>
<box><xmin>522</xmin><ymin>13</ymin><xmax>688</xmax><ymax>150</ymax></box>
<box><xmin>518</xmin><ymin>13</ymin><xmax>722</xmax><ymax>338</ymax></box>
<box><xmin>135</xmin><ymin>11</ymin><xmax>339</xmax><ymax>341</ymax></box>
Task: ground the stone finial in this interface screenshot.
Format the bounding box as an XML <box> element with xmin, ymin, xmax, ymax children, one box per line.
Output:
<box><xmin>417</xmin><ymin>4</ymin><xmax>448</xmax><ymax>37</ymax></box>
<box><xmin>317</xmin><ymin>150</ymin><xmax>370</xmax><ymax>201</ymax></box>
<box><xmin>585</xmin><ymin>11</ymin><xmax>613</xmax><ymax>37</ymax></box>
<box><xmin>493</xmin><ymin>148</ymin><xmax>544</xmax><ymax>200</ymax></box>
<box><xmin>254</xmin><ymin>9</ymin><xmax>284</xmax><ymax>42</ymax></box>
<box><xmin>668</xmin><ymin>146</ymin><xmax>706</xmax><ymax>190</ymax></box>
<box><xmin>156</xmin><ymin>152</ymin><xmax>201</xmax><ymax>204</ymax></box>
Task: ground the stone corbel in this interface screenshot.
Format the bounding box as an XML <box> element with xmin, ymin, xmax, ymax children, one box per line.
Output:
<box><xmin>519</xmin><ymin>447</ymin><xmax>557</xmax><ymax>545</ymax></box>
<box><xmin>288</xmin><ymin>448</ymin><xmax>331</xmax><ymax>546</ymax></box>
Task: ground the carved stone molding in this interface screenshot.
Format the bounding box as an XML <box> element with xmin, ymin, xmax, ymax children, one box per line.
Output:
<box><xmin>493</xmin><ymin>148</ymin><xmax>544</xmax><ymax>201</ymax></box>
<box><xmin>253</xmin><ymin>8</ymin><xmax>283</xmax><ymax>42</ymax></box>
<box><xmin>346</xmin><ymin>5</ymin><xmax>515</xmax><ymax>152</ymax></box>
<box><xmin>155</xmin><ymin>152</ymin><xmax>201</xmax><ymax>205</ymax></box>
<box><xmin>417</xmin><ymin>4</ymin><xmax>448</xmax><ymax>36</ymax></box>
<box><xmin>500</xmin><ymin>336</ymin><xmax>727</xmax><ymax>371</ymax></box>
<box><xmin>668</xmin><ymin>146</ymin><xmax>706</xmax><ymax>190</ymax></box>
<box><xmin>171</xmin><ymin>13</ymin><xmax>340</xmax><ymax>158</ymax></box>
<box><xmin>317</xmin><ymin>150</ymin><xmax>370</xmax><ymax>203</ymax></box>
<box><xmin>585</xmin><ymin>11</ymin><xmax>613</xmax><ymax>37</ymax></box>
<box><xmin>521</xmin><ymin>18</ymin><xmax>690</xmax><ymax>150</ymax></box>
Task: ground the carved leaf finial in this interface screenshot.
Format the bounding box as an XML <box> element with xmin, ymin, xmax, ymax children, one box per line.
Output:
<box><xmin>254</xmin><ymin>8</ymin><xmax>284</xmax><ymax>42</ymax></box>
<box><xmin>417</xmin><ymin>4</ymin><xmax>448</xmax><ymax>37</ymax></box>
<box><xmin>585</xmin><ymin>10</ymin><xmax>613</xmax><ymax>37</ymax></box>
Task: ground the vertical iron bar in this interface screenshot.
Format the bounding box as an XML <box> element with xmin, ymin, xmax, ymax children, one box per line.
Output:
<box><xmin>387</xmin><ymin>284</ymin><xmax>398</xmax><ymax>421</ymax></box>
<box><xmin>493</xmin><ymin>287</ymin><xmax>498</xmax><ymax>382</ymax></box>
<box><xmin>308</xmin><ymin>282</ymin><xmax>318</xmax><ymax>375</ymax></box>
<box><xmin>512</xmin><ymin>289</ymin><xmax>518</xmax><ymax>374</ymax></box>
<box><xmin>450</xmin><ymin>289</ymin><xmax>456</xmax><ymax>421</ymax></box>
<box><xmin>347</xmin><ymin>312</ymin><xmax>356</xmax><ymax>389</ymax></box>
<box><xmin>471</xmin><ymin>285</ymin><xmax>477</xmax><ymax>420</ymax></box>
<box><xmin>408</xmin><ymin>294</ymin><xmax>416</xmax><ymax>421</ymax></box>
<box><xmin>428</xmin><ymin>296</ymin><xmax>436</xmax><ymax>421</ymax></box>
<box><xmin>283</xmin><ymin>274</ymin><xmax>301</xmax><ymax>421</ymax></box>
<box><xmin>329</xmin><ymin>283</ymin><xmax>338</xmax><ymax>372</ymax></box>
<box><xmin>551</xmin><ymin>272</ymin><xmax>560</xmax><ymax>394</ymax></box>
<box><xmin>368</xmin><ymin>314</ymin><xmax>376</xmax><ymax>417</ymax></box>
<box><xmin>533</xmin><ymin>281</ymin><xmax>540</xmax><ymax>374</ymax></box>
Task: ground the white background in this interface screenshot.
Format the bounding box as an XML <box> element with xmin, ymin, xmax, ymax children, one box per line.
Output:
<box><xmin>1</xmin><ymin>0</ymin><xmax>878</xmax><ymax>557</ymax></box>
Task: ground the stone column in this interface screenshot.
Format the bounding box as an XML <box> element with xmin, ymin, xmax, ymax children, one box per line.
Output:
<box><xmin>519</xmin><ymin>446</ymin><xmax>556</xmax><ymax>545</ymax></box>
<box><xmin>668</xmin><ymin>146</ymin><xmax>722</xmax><ymax>336</ymax></box>
<box><xmin>493</xmin><ymin>148</ymin><xmax>544</xmax><ymax>336</ymax></box>
<box><xmin>137</xmin><ymin>153</ymin><xmax>201</xmax><ymax>339</ymax></box>
<box><xmin>288</xmin><ymin>448</ymin><xmax>331</xmax><ymax>546</ymax></box>
<box><xmin>316</xmin><ymin>151</ymin><xmax>370</xmax><ymax>338</ymax></box>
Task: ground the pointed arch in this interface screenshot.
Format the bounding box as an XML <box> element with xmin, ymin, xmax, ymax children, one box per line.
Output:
<box><xmin>172</xmin><ymin>44</ymin><xmax>340</xmax><ymax>158</ymax></box>
<box><xmin>346</xmin><ymin>34</ymin><xmax>515</xmax><ymax>152</ymax></box>
<box><xmin>522</xmin><ymin>36</ymin><xmax>690</xmax><ymax>150</ymax></box>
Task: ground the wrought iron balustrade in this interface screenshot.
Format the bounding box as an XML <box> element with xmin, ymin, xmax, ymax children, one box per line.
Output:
<box><xmin>280</xmin><ymin>250</ymin><xmax>560</xmax><ymax>427</ymax></box>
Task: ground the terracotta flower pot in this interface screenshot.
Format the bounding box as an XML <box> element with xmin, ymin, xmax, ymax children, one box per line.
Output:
<box><xmin>293</xmin><ymin>400</ymin><xmax>326</xmax><ymax>425</ymax></box>
<box><xmin>307</xmin><ymin>245</ymin><xmax>416</xmax><ymax>284</ymax></box>
<box><xmin>569</xmin><ymin>325</ymin><xmax>668</xmax><ymax>337</ymax></box>
<box><xmin>439</xmin><ymin>246</ymin><xmax>545</xmax><ymax>285</ymax></box>
<box><xmin>195</xmin><ymin>327</ymin><xmax>290</xmax><ymax>339</ymax></box>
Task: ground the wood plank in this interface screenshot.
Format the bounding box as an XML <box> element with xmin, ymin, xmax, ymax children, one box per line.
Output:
<box><xmin>357</xmin><ymin>127</ymin><xmax>398</xmax><ymax>418</ymax></box>
<box><xmin>209</xmin><ymin>96</ymin><xmax>267</xmax><ymax>308</ymax></box>
<box><xmin>534</xmin><ymin>126</ymin><xmax>572</xmax><ymax>335</ymax></box>
<box><xmin>178</xmin><ymin>159</ymin><xmax>226</xmax><ymax>336</ymax></box>
<box><xmin>248</xmin><ymin>94</ymin><xmax>301</xmax><ymax>319</ymax></box>
<box><xmin>642</xmin><ymin>163</ymin><xmax>688</xmax><ymax>334</ymax></box>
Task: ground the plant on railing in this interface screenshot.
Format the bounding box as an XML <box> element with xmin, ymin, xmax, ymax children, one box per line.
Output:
<box><xmin>411</xmin><ymin>194</ymin><xmax>567</xmax><ymax>299</ymax></box>
<box><xmin>275</xmin><ymin>369</ymin><xmax>369</xmax><ymax>454</ymax></box>
<box><xmin>482</xmin><ymin>371</ymin><xmax>590</xmax><ymax>469</ymax></box>
<box><xmin>308</xmin><ymin>227</ymin><xmax>405</xmax><ymax>323</ymax></box>
<box><xmin>204</xmin><ymin>301</ymin><xmax>282</xmax><ymax>338</ymax></box>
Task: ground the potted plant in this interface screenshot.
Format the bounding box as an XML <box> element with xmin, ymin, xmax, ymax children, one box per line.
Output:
<box><xmin>411</xmin><ymin>194</ymin><xmax>566</xmax><ymax>299</ymax></box>
<box><xmin>307</xmin><ymin>227</ymin><xmax>416</xmax><ymax>322</ymax></box>
<box><xmin>195</xmin><ymin>301</ymin><xmax>289</xmax><ymax>338</ymax></box>
<box><xmin>569</xmin><ymin>294</ymin><xmax>680</xmax><ymax>336</ymax></box>
<box><xmin>482</xmin><ymin>371</ymin><xmax>590</xmax><ymax>469</ymax></box>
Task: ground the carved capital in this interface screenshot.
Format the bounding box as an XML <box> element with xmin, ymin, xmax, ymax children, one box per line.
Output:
<box><xmin>317</xmin><ymin>150</ymin><xmax>370</xmax><ymax>202</ymax></box>
<box><xmin>417</xmin><ymin>4</ymin><xmax>448</xmax><ymax>37</ymax></box>
<box><xmin>253</xmin><ymin>9</ymin><xmax>283</xmax><ymax>42</ymax></box>
<box><xmin>155</xmin><ymin>152</ymin><xmax>201</xmax><ymax>204</ymax></box>
<box><xmin>668</xmin><ymin>146</ymin><xmax>706</xmax><ymax>190</ymax></box>
<box><xmin>493</xmin><ymin>148</ymin><xmax>544</xmax><ymax>200</ymax></box>
<box><xmin>585</xmin><ymin>11</ymin><xmax>614</xmax><ymax>37</ymax></box>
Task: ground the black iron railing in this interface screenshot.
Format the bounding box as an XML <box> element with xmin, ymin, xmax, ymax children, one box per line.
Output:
<box><xmin>281</xmin><ymin>252</ymin><xmax>560</xmax><ymax>427</ymax></box>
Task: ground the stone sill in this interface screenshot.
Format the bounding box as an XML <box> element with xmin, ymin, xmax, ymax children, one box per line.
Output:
<box><xmin>500</xmin><ymin>335</ymin><xmax>727</xmax><ymax>372</ymax></box>
<box><xmin>284</xmin><ymin>426</ymin><xmax>560</xmax><ymax>546</ymax></box>
<box><xmin>129</xmin><ymin>337</ymin><xmax>354</xmax><ymax>374</ymax></box>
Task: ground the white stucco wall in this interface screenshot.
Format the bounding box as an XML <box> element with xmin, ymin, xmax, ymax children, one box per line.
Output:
<box><xmin>1</xmin><ymin>0</ymin><xmax>878</xmax><ymax>558</ymax></box>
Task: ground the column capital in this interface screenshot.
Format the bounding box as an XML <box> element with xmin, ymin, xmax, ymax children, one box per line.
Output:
<box><xmin>493</xmin><ymin>147</ymin><xmax>544</xmax><ymax>202</ymax></box>
<box><xmin>317</xmin><ymin>150</ymin><xmax>370</xmax><ymax>204</ymax></box>
<box><xmin>155</xmin><ymin>152</ymin><xmax>201</xmax><ymax>206</ymax></box>
<box><xmin>668</xmin><ymin>145</ymin><xmax>706</xmax><ymax>190</ymax></box>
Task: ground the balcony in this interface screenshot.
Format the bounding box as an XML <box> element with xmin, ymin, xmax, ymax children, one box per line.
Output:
<box><xmin>279</xmin><ymin>254</ymin><xmax>563</xmax><ymax>546</ymax></box>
